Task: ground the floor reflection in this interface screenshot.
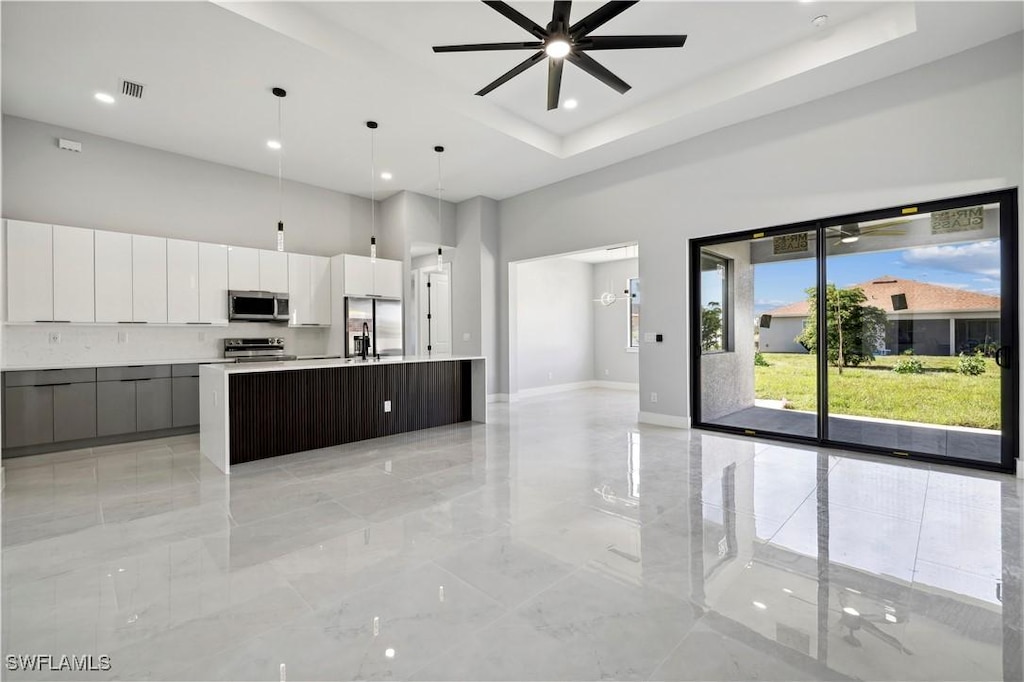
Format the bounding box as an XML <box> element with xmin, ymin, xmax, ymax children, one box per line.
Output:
<box><xmin>1</xmin><ymin>389</ymin><xmax>1021</xmax><ymax>680</ymax></box>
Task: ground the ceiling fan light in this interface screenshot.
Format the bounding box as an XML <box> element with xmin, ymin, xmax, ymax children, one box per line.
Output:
<box><xmin>840</xmin><ymin>235</ymin><xmax>859</xmax><ymax>244</ymax></box>
<box><xmin>545</xmin><ymin>39</ymin><xmax>571</xmax><ymax>58</ymax></box>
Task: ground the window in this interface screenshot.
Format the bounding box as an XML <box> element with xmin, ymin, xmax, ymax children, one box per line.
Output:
<box><xmin>700</xmin><ymin>252</ymin><xmax>731</xmax><ymax>353</ymax></box>
<box><xmin>628</xmin><ymin>277</ymin><xmax>640</xmax><ymax>348</ymax></box>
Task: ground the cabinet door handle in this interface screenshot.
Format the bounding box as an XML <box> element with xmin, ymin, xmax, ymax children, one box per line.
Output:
<box><xmin>118</xmin><ymin>321</ymin><xmax>134</xmax><ymax>324</ymax></box>
<box><xmin>186</xmin><ymin>322</ymin><xmax>212</xmax><ymax>325</ymax></box>
<box><xmin>34</xmin><ymin>320</ymin><xmax>55</xmax><ymax>323</ymax></box>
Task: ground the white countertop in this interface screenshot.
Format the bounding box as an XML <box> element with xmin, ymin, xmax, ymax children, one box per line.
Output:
<box><xmin>203</xmin><ymin>355</ymin><xmax>485</xmax><ymax>374</ymax></box>
<box><xmin>2</xmin><ymin>358</ymin><xmax>235</xmax><ymax>371</ymax></box>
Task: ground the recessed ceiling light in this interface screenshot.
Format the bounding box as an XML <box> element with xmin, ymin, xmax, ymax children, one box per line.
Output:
<box><xmin>545</xmin><ymin>39</ymin><xmax>571</xmax><ymax>59</ymax></box>
<box><xmin>800</xmin><ymin>0</ymin><xmax>816</xmax><ymax>3</ymax></box>
<box><xmin>94</xmin><ymin>92</ymin><xmax>115</xmax><ymax>104</ymax></box>
<box><xmin>380</xmin><ymin>171</ymin><xmax>393</xmax><ymax>181</ymax></box>
<box><xmin>266</xmin><ymin>140</ymin><xmax>282</xmax><ymax>150</ymax></box>
<box><xmin>563</xmin><ymin>99</ymin><xmax>578</xmax><ymax>110</ymax></box>
<box><xmin>752</xmin><ymin>601</ymin><xmax>768</xmax><ymax>610</ymax></box>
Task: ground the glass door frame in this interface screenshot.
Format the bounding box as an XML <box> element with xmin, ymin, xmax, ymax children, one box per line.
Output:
<box><xmin>690</xmin><ymin>188</ymin><xmax>1018</xmax><ymax>473</ymax></box>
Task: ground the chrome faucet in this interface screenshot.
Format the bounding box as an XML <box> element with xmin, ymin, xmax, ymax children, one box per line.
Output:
<box><xmin>361</xmin><ymin>322</ymin><xmax>370</xmax><ymax>361</ymax></box>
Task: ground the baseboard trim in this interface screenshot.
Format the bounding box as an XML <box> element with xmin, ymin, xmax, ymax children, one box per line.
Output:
<box><xmin>515</xmin><ymin>380</ymin><xmax>640</xmax><ymax>399</ymax></box>
<box><xmin>1018</xmin><ymin>458</ymin><xmax>1023</xmax><ymax>479</ymax></box>
<box><xmin>638</xmin><ymin>411</ymin><xmax>691</xmax><ymax>429</ymax></box>
<box><xmin>516</xmin><ymin>381</ymin><xmax>596</xmax><ymax>399</ymax></box>
<box><xmin>592</xmin><ymin>381</ymin><xmax>640</xmax><ymax>391</ymax></box>
<box><xmin>489</xmin><ymin>393</ymin><xmax>514</xmax><ymax>403</ymax></box>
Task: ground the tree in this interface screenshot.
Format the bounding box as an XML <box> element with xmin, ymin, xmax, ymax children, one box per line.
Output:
<box><xmin>701</xmin><ymin>301</ymin><xmax>723</xmax><ymax>351</ymax></box>
<box><xmin>795</xmin><ymin>285</ymin><xmax>887</xmax><ymax>373</ymax></box>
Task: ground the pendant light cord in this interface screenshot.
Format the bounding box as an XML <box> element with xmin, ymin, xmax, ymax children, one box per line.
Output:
<box><xmin>370</xmin><ymin>126</ymin><xmax>376</xmax><ymax>241</ymax></box>
<box><xmin>436</xmin><ymin>150</ymin><xmax>442</xmax><ymax>227</ymax></box>
<box><xmin>277</xmin><ymin>96</ymin><xmax>283</xmax><ymax>224</ymax></box>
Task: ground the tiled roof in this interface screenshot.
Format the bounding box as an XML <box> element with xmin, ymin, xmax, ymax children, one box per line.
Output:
<box><xmin>764</xmin><ymin>276</ymin><xmax>1001</xmax><ymax>317</ymax></box>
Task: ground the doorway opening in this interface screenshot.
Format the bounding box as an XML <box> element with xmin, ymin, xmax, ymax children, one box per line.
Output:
<box><xmin>691</xmin><ymin>189</ymin><xmax>1018</xmax><ymax>472</ymax></box>
<box><xmin>508</xmin><ymin>243</ymin><xmax>639</xmax><ymax>400</ymax></box>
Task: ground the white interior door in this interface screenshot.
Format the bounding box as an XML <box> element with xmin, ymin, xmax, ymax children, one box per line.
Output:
<box><xmin>422</xmin><ymin>268</ymin><xmax>451</xmax><ymax>355</ymax></box>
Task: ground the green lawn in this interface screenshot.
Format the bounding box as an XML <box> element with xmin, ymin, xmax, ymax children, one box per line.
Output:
<box><xmin>755</xmin><ymin>353</ymin><xmax>1001</xmax><ymax>430</ymax></box>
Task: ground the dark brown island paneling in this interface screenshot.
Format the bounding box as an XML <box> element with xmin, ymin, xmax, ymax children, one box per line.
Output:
<box><xmin>228</xmin><ymin>360</ymin><xmax>472</xmax><ymax>464</ymax></box>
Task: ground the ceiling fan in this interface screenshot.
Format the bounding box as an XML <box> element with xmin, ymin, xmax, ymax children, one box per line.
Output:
<box><xmin>829</xmin><ymin>219</ymin><xmax>909</xmax><ymax>245</ymax></box>
<box><xmin>433</xmin><ymin>1</ymin><xmax>687</xmax><ymax>110</ymax></box>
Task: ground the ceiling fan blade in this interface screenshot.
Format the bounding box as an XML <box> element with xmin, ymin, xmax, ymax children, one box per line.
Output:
<box><xmin>569</xmin><ymin>0</ymin><xmax>639</xmax><ymax>38</ymax></box>
<box><xmin>551</xmin><ymin>1</ymin><xmax>572</xmax><ymax>30</ymax></box>
<box><xmin>567</xmin><ymin>51</ymin><xmax>630</xmax><ymax>94</ymax></box>
<box><xmin>475</xmin><ymin>50</ymin><xmax>546</xmax><ymax>96</ymax></box>
<box><xmin>483</xmin><ymin>1</ymin><xmax>547</xmax><ymax>39</ymax></box>
<box><xmin>581</xmin><ymin>35</ymin><xmax>688</xmax><ymax>50</ymax></box>
<box><xmin>547</xmin><ymin>57</ymin><xmax>564</xmax><ymax>110</ymax></box>
<box><xmin>433</xmin><ymin>41</ymin><xmax>543</xmax><ymax>53</ymax></box>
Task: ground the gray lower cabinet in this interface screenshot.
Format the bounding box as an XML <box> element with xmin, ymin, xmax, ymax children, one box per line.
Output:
<box><xmin>172</xmin><ymin>376</ymin><xmax>200</xmax><ymax>427</ymax></box>
<box><xmin>97</xmin><ymin>381</ymin><xmax>137</xmax><ymax>436</ymax></box>
<box><xmin>53</xmin><ymin>383</ymin><xmax>97</xmax><ymax>441</ymax></box>
<box><xmin>136</xmin><ymin>378</ymin><xmax>173</xmax><ymax>432</ymax></box>
<box><xmin>4</xmin><ymin>385</ymin><xmax>55</xmax><ymax>447</ymax></box>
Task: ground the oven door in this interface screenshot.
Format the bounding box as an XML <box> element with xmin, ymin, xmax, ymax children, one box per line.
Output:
<box><xmin>229</xmin><ymin>292</ymin><xmax>277</xmax><ymax>321</ymax></box>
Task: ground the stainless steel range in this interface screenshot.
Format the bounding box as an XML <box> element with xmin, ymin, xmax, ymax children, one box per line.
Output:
<box><xmin>223</xmin><ymin>337</ymin><xmax>297</xmax><ymax>363</ymax></box>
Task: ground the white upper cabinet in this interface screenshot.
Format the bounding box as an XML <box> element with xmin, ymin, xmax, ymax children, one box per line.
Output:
<box><xmin>53</xmin><ymin>225</ymin><xmax>95</xmax><ymax>323</ymax></box>
<box><xmin>287</xmin><ymin>253</ymin><xmax>311</xmax><ymax>326</ymax></box>
<box><xmin>339</xmin><ymin>254</ymin><xmax>401</xmax><ymax>299</ymax></box>
<box><xmin>166</xmin><ymin>239</ymin><xmax>199</xmax><ymax>324</ymax></box>
<box><xmin>228</xmin><ymin>246</ymin><xmax>259</xmax><ymax>291</ymax></box>
<box><xmin>94</xmin><ymin>230</ymin><xmax>133</xmax><ymax>323</ymax></box>
<box><xmin>259</xmin><ymin>249</ymin><xmax>288</xmax><ymax>293</ymax></box>
<box><xmin>132</xmin><ymin>235</ymin><xmax>168</xmax><ymax>323</ymax></box>
<box><xmin>342</xmin><ymin>254</ymin><xmax>376</xmax><ymax>297</ymax></box>
<box><xmin>310</xmin><ymin>256</ymin><xmax>332</xmax><ymax>325</ymax></box>
<box><xmin>373</xmin><ymin>258</ymin><xmax>403</xmax><ymax>299</ymax></box>
<box><xmin>198</xmin><ymin>243</ymin><xmax>229</xmax><ymax>324</ymax></box>
<box><xmin>6</xmin><ymin>220</ymin><xmax>54</xmax><ymax>322</ymax></box>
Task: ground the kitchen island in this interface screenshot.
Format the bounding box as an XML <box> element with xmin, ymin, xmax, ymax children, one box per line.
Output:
<box><xmin>199</xmin><ymin>355</ymin><xmax>486</xmax><ymax>472</ymax></box>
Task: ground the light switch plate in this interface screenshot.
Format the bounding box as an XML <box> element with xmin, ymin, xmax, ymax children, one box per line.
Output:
<box><xmin>48</xmin><ymin>332</ymin><xmax>60</xmax><ymax>344</ymax></box>
<box><xmin>463</xmin><ymin>332</ymin><xmax>471</xmax><ymax>342</ymax></box>
<box><xmin>644</xmin><ymin>332</ymin><xmax>656</xmax><ymax>343</ymax></box>
<box><xmin>117</xmin><ymin>331</ymin><xmax>128</xmax><ymax>344</ymax></box>
<box><xmin>384</xmin><ymin>400</ymin><xmax>392</xmax><ymax>413</ymax></box>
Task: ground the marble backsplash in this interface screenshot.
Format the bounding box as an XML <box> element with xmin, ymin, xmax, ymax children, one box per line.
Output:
<box><xmin>2</xmin><ymin>322</ymin><xmax>329</xmax><ymax>368</ymax></box>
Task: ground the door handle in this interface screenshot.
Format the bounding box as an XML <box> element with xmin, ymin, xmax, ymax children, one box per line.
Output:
<box><xmin>995</xmin><ymin>346</ymin><xmax>1011</xmax><ymax>369</ymax></box>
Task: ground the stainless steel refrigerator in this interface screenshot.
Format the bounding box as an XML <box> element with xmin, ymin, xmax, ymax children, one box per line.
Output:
<box><xmin>343</xmin><ymin>298</ymin><xmax>403</xmax><ymax>357</ymax></box>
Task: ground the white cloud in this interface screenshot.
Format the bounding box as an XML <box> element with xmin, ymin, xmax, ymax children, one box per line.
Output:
<box><xmin>902</xmin><ymin>240</ymin><xmax>1000</xmax><ymax>278</ymax></box>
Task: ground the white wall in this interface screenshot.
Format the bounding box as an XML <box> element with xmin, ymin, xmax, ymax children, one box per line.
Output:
<box><xmin>452</xmin><ymin>196</ymin><xmax>499</xmax><ymax>393</ymax></box>
<box><xmin>514</xmin><ymin>257</ymin><xmax>594</xmax><ymax>391</ymax></box>
<box><xmin>760</xmin><ymin>317</ymin><xmax>807</xmax><ymax>354</ymax></box>
<box><xmin>2</xmin><ymin>116</ymin><xmax>375</xmax><ymax>256</ymax></box>
<box><xmin>498</xmin><ymin>35</ymin><xmax>1023</xmax><ymax>424</ymax></box>
<box><xmin>592</xmin><ymin>258</ymin><xmax>639</xmax><ymax>384</ymax></box>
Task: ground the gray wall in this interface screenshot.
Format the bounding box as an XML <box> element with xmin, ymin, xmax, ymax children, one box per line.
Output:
<box><xmin>514</xmin><ymin>257</ymin><xmax>594</xmax><ymax>391</ymax></box>
<box><xmin>498</xmin><ymin>35</ymin><xmax>1023</xmax><ymax>423</ymax></box>
<box><xmin>2</xmin><ymin>115</ymin><xmax>375</xmax><ymax>256</ymax></box>
<box><xmin>592</xmin><ymin>258</ymin><xmax>639</xmax><ymax>384</ymax></box>
<box><xmin>452</xmin><ymin>197</ymin><xmax>499</xmax><ymax>393</ymax></box>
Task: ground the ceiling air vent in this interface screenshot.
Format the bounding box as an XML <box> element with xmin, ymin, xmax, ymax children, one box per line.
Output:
<box><xmin>121</xmin><ymin>80</ymin><xmax>145</xmax><ymax>99</ymax></box>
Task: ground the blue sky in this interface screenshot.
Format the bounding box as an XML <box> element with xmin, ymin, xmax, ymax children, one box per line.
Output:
<box><xmin>752</xmin><ymin>240</ymin><xmax>1001</xmax><ymax>315</ymax></box>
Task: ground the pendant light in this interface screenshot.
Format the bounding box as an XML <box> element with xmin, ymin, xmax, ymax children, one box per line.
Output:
<box><xmin>367</xmin><ymin>121</ymin><xmax>378</xmax><ymax>263</ymax></box>
<box><xmin>435</xmin><ymin>145</ymin><xmax>444</xmax><ymax>272</ymax></box>
<box><xmin>272</xmin><ymin>87</ymin><xmax>287</xmax><ymax>252</ymax></box>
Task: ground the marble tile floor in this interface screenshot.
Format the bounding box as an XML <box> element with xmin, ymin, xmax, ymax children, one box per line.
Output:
<box><xmin>706</xmin><ymin>406</ymin><xmax>1002</xmax><ymax>464</ymax></box>
<box><xmin>1</xmin><ymin>388</ymin><xmax>1022</xmax><ymax>681</ymax></box>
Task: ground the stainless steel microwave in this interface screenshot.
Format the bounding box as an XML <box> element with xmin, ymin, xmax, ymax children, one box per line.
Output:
<box><xmin>228</xmin><ymin>291</ymin><xmax>289</xmax><ymax>322</ymax></box>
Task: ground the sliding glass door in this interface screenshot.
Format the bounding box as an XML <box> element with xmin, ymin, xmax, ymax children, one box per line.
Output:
<box><xmin>691</xmin><ymin>189</ymin><xmax>1018</xmax><ymax>471</ymax></box>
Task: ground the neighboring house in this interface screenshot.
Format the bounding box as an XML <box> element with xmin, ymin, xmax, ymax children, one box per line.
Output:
<box><xmin>759</xmin><ymin>276</ymin><xmax>1001</xmax><ymax>356</ymax></box>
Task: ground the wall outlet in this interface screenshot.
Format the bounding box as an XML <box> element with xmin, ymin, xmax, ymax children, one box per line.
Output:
<box><xmin>384</xmin><ymin>400</ymin><xmax>392</xmax><ymax>413</ymax></box>
<box><xmin>117</xmin><ymin>331</ymin><xmax>128</xmax><ymax>344</ymax></box>
<box><xmin>604</xmin><ymin>369</ymin><xmax>609</xmax><ymax>376</ymax></box>
<box><xmin>462</xmin><ymin>332</ymin><xmax>471</xmax><ymax>342</ymax></box>
<box><xmin>198</xmin><ymin>332</ymin><xmax>207</xmax><ymax>342</ymax></box>
<box><xmin>48</xmin><ymin>332</ymin><xmax>60</xmax><ymax>344</ymax></box>
<box><xmin>548</xmin><ymin>371</ymin><xmax>553</xmax><ymax>380</ymax></box>
<box><xmin>650</xmin><ymin>392</ymin><xmax>658</xmax><ymax>403</ymax></box>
